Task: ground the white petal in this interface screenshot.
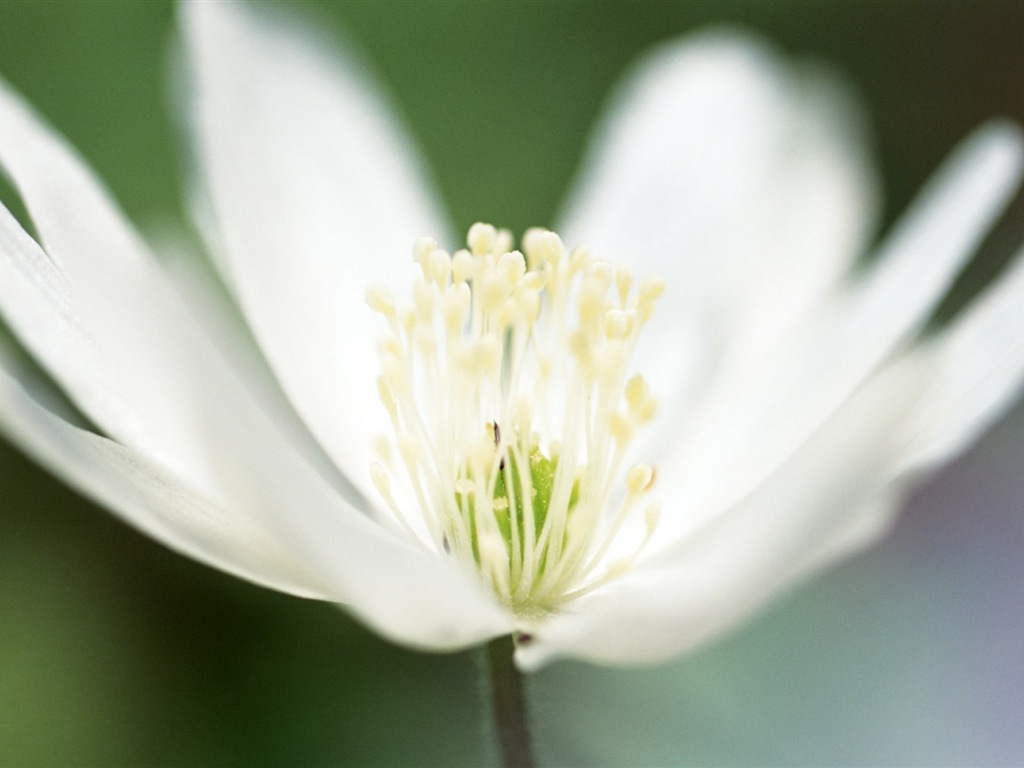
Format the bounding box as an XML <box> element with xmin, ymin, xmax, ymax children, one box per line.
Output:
<box><xmin>183</xmin><ymin>0</ymin><xmax>449</xmax><ymax>499</ymax></box>
<box><xmin>649</xmin><ymin>121</ymin><xmax>1024</xmax><ymax>541</ymax></box>
<box><xmin>558</xmin><ymin>31</ymin><xmax>880</xmax><ymax>411</ymax></box>
<box><xmin>0</xmin><ymin>74</ymin><xmax>511</xmax><ymax>648</ymax></box>
<box><xmin>0</xmin><ymin>338</ymin><xmax>330</xmax><ymax>599</ymax></box>
<box><xmin>0</xmin><ymin>73</ymin><xmax>285</xmax><ymax>502</ymax></box>
<box><xmin>702</xmin><ymin>246</ymin><xmax>1024</xmax><ymax>577</ymax></box>
<box><xmin>0</xmin><ymin>199</ymin><xmax>130</xmax><ymax>437</ymax></box>
<box><xmin>742</xmin><ymin>245</ymin><xmax>1024</xmax><ymax>608</ymax></box>
<box><xmin>0</xmin><ymin>72</ymin><xmax>355</xmax><ymax>514</ymax></box>
<box><xmin>517</xmin><ymin>357</ymin><xmax>930</xmax><ymax>669</ymax></box>
<box><xmin>898</xmin><ymin>250</ymin><xmax>1024</xmax><ymax>473</ymax></box>
<box><xmin>0</xmin><ymin>333</ymin><xmax>511</xmax><ymax>650</ymax></box>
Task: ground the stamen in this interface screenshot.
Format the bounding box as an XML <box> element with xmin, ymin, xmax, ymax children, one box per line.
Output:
<box><xmin>368</xmin><ymin>223</ymin><xmax>664</xmax><ymax>616</ymax></box>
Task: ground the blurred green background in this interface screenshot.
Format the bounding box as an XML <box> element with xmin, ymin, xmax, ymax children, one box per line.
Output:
<box><xmin>2</xmin><ymin>1</ymin><xmax>1024</xmax><ymax>765</ymax></box>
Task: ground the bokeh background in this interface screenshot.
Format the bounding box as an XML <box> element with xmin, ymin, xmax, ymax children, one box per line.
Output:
<box><xmin>2</xmin><ymin>1</ymin><xmax>1024</xmax><ymax>765</ymax></box>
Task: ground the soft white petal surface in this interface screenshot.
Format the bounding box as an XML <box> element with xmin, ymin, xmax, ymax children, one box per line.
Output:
<box><xmin>183</xmin><ymin>0</ymin><xmax>450</xmax><ymax>501</ymax></box>
<box><xmin>650</xmin><ymin>122</ymin><xmax>1023</xmax><ymax>541</ymax></box>
<box><xmin>899</xmin><ymin>250</ymin><xmax>1024</xmax><ymax>472</ymax></box>
<box><xmin>0</xmin><ymin>74</ymin><xmax>343</xmax><ymax>518</ymax></box>
<box><xmin>746</xmin><ymin>250</ymin><xmax>1024</xmax><ymax>604</ymax></box>
<box><xmin>521</xmin><ymin>121</ymin><xmax>1024</xmax><ymax>667</ymax></box>
<box><xmin>0</xmin><ymin>334</ymin><xmax>331</xmax><ymax>600</ymax></box>
<box><xmin>0</xmin><ymin>76</ymin><xmax>212</xmax><ymax>490</ymax></box>
<box><xmin>0</xmin><ymin>326</ymin><xmax>511</xmax><ymax>648</ymax></box>
<box><xmin>0</xmin><ymin>74</ymin><xmax>343</xmax><ymax>508</ymax></box>
<box><xmin>517</xmin><ymin>357</ymin><xmax>931</xmax><ymax>669</ymax></box>
<box><xmin>559</xmin><ymin>31</ymin><xmax>880</xmax><ymax>415</ymax></box>
<box><xmin>0</xmin><ymin>72</ymin><xmax>510</xmax><ymax>650</ymax></box>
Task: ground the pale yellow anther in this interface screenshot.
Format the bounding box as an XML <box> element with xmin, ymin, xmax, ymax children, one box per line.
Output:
<box><xmin>497</xmin><ymin>298</ymin><xmax>517</xmax><ymax>328</ymax></box>
<box><xmin>626</xmin><ymin>464</ymin><xmax>654</xmax><ymax>495</ymax></box>
<box><xmin>588</xmin><ymin>259</ymin><xmax>612</xmax><ymax>289</ymax></box>
<box><xmin>577</xmin><ymin>284</ymin><xmax>606</xmax><ymax>333</ymax></box>
<box><xmin>610</xmin><ymin>411</ymin><xmax>633</xmax><ymax>442</ymax></box>
<box><xmin>615</xmin><ymin>267</ymin><xmax>634</xmax><ymax>307</ymax></box>
<box><xmin>373</xmin><ymin>435</ymin><xmax>392</xmax><ymax>463</ymax></box>
<box><xmin>637</xmin><ymin>277</ymin><xmax>667</xmax><ymax>322</ymax></box>
<box><xmin>370</xmin><ymin>462</ymin><xmax>392</xmax><ymax>497</ymax></box>
<box><xmin>521</xmin><ymin>228</ymin><xmax>545</xmax><ymax>267</ymax></box>
<box><xmin>606</xmin><ymin>559</ymin><xmax>634</xmax><ymax>578</ymax></box>
<box><xmin>442</xmin><ymin>283</ymin><xmax>471</xmax><ymax>332</ymax></box>
<box><xmin>569</xmin><ymin>246</ymin><xmax>590</xmax><ymax>274</ymax></box>
<box><xmin>494</xmin><ymin>228</ymin><xmax>514</xmax><ymax>256</ymax></box>
<box><xmin>635</xmin><ymin>395</ymin><xmax>658</xmax><ymax>424</ymax></box>
<box><xmin>413</xmin><ymin>236</ymin><xmax>438</xmax><ymax>265</ymax></box>
<box><xmin>376</xmin><ymin>376</ymin><xmax>397</xmax><ymax>417</ymax></box>
<box><xmin>468</xmin><ymin>222</ymin><xmax>497</xmax><ymax>255</ymax></box>
<box><xmin>498</xmin><ymin>250</ymin><xmax>527</xmax><ymax>284</ymax></box>
<box><xmin>413</xmin><ymin>279</ymin><xmax>435</xmax><ymax>321</ymax></box>
<box><xmin>382</xmin><ymin>358</ymin><xmax>407</xmax><ymax>396</ymax></box>
<box><xmin>463</xmin><ymin>336</ymin><xmax>502</xmax><ymax>378</ymax></box>
<box><xmin>455</xmin><ymin>341</ymin><xmax>477</xmax><ymax>374</ymax></box>
<box><xmin>451</xmin><ymin>249</ymin><xmax>475</xmax><ymax>284</ymax></box>
<box><xmin>639</xmin><ymin>276</ymin><xmax>666</xmax><ymax>302</ymax></box>
<box><xmin>365</xmin><ymin>283</ymin><xmax>396</xmax><ymax>318</ymax></box>
<box><xmin>376</xmin><ymin>335</ymin><xmax>401</xmax><ymax>359</ymax></box>
<box><xmin>604</xmin><ymin>309</ymin><xmax>632</xmax><ymax>340</ymax></box>
<box><xmin>523</xmin><ymin>228</ymin><xmax>564</xmax><ymax>270</ymax></box>
<box><xmin>624</xmin><ymin>375</ymin><xmax>649</xmax><ymax>409</ymax></box>
<box><xmin>427</xmin><ymin>248</ymin><xmax>451</xmax><ymax>286</ymax></box>
<box><xmin>413</xmin><ymin>325</ymin><xmax>435</xmax><ymax>355</ymax></box>
<box><xmin>479</xmin><ymin>272</ymin><xmax>507</xmax><ymax>313</ymax></box>
<box><xmin>596</xmin><ymin>345</ymin><xmax>628</xmax><ymax>387</ymax></box>
<box><xmin>645</xmin><ymin>502</ymin><xmax>661</xmax><ymax>532</ymax></box>
<box><xmin>538</xmin><ymin>356</ymin><xmax>553</xmax><ymax>382</ymax></box>
<box><xmin>481</xmin><ymin>336</ymin><xmax>502</xmax><ymax>373</ymax></box>
<box><xmin>568</xmin><ymin>330</ymin><xmax>593</xmax><ymax>365</ymax></box>
<box><xmin>516</xmin><ymin>289</ymin><xmax>541</xmax><ymax>324</ymax></box>
<box><xmin>398</xmin><ymin>434</ymin><xmax>421</xmax><ymax>467</ymax></box>
<box><xmin>521</xmin><ymin>271</ymin><xmax>546</xmax><ymax>293</ymax></box>
<box><xmin>399</xmin><ymin>307</ymin><xmax>416</xmax><ymax>337</ymax></box>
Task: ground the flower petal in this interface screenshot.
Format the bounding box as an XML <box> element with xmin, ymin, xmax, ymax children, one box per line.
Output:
<box><xmin>517</xmin><ymin>356</ymin><xmax>930</xmax><ymax>669</ymax></box>
<box><xmin>182</xmin><ymin>0</ymin><xmax>450</xmax><ymax>498</ymax></box>
<box><xmin>0</xmin><ymin>331</ymin><xmax>511</xmax><ymax>650</ymax></box>
<box><xmin>558</xmin><ymin>31</ymin><xmax>880</xmax><ymax>409</ymax></box>
<box><xmin>0</xmin><ymin>74</ymin><xmax>359</xmax><ymax>509</ymax></box>
<box><xmin>650</xmin><ymin>121</ymin><xmax>1024</xmax><ymax>542</ymax></box>
<box><xmin>0</xmin><ymin>75</ymin><xmax>225</xmax><ymax>496</ymax></box>
<box><xmin>731</xmin><ymin>246</ymin><xmax>1024</xmax><ymax>601</ymax></box>
<box><xmin>898</xmin><ymin>250</ymin><xmax>1024</xmax><ymax>473</ymax></box>
<box><xmin>0</xmin><ymin>72</ymin><xmax>511</xmax><ymax>649</ymax></box>
<box><xmin>0</xmin><ymin>337</ymin><xmax>330</xmax><ymax>600</ymax></box>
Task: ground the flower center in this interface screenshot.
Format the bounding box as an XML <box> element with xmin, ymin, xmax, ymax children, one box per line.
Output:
<box><xmin>367</xmin><ymin>223</ymin><xmax>664</xmax><ymax>617</ymax></box>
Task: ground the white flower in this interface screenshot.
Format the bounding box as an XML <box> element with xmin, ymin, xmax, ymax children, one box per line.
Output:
<box><xmin>1</xmin><ymin>0</ymin><xmax>1022</xmax><ymax>671</ymax></box>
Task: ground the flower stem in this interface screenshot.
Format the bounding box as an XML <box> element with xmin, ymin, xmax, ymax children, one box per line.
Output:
<box><xmin>486</xmin><ymin>635</ymin><xmax>537</xmax><ymax>768</ymax></box>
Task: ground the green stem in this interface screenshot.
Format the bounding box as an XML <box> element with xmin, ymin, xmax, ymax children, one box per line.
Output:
<box><xmin>486</xmin><ymin>635</ymin><xmax>537</xmax><ymax>768</ymax></box>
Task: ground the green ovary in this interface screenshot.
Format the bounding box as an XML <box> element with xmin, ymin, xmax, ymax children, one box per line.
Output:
<box><xmin>456</xmin><ymin>441</ymin><xmax>580</xmax><ymax>607</ymax></box>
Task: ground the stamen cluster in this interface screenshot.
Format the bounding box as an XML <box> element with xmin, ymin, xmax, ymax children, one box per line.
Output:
<box><xmin>367</xmin><ymin>223</ymin><xmax>664</xmax><ymax>616</ymax></box>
